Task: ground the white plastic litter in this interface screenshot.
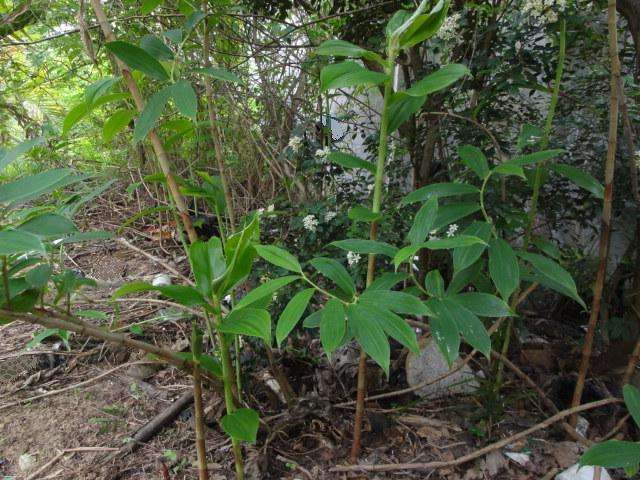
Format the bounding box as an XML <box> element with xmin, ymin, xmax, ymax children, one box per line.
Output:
<box><xmin>18</xmin><ymin>453</ymin><xmax>36</xmax><ymax>472</ymax></box>
<box><xmin>555</xmin><ymin>464</ymin><xmax>611</xmax><ymax>480</ymax></box>
<box><xmin>152</xmin><ymin>274</ymin><xmax>172</xmax><ymax>287</ymax></box>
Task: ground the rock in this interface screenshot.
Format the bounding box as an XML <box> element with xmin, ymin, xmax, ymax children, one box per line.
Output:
<box><xmin>152</xmin><ymin>273</ymin><xmax>172</xmax><ymax>287</ymax></box>
<box><xmin>556</xmin><ymin>464</ymin><xmax>611</xmax><ymax>480</ymax></box>
<box><xmin>19</xmin><ymin>453</ymin><xmax>36</xmax><ymax>472</ymax></box>
<box><xmin>405</xmin><ymin>337</ymin><xmax>479</xmax><ymax>398</ymax></box>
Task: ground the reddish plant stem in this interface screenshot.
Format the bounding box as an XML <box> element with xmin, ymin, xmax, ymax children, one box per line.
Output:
<box><xmin>570</xmin><ymin>0</ymin><xmax>621</xmax><ymax>424</ymax></box>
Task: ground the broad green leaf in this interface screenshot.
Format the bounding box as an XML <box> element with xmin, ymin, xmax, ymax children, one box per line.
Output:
<box><xmin>61</xmin><ymin>230</ymin><xmax>112</xmax><ymax>244</ymax></box>
<box><xmin>347</xmin><ymin>304</ymin><xmax>390</xmax><ymax>376</ymax></box>
<box><xmin>320</xmin><ymin>61</ymin><xmax>389</xmax><ymax>92</ymax></box>
<box><xmin>26</xmin><ymin>328</ymin><xmax>68</xmax><ymax>349</ymax></box>
<box><xmin>387</xmin><ymin>91</ymin><xmax>427</xmax><ymax>133</ymax></box>
<box><xmin>62</xmin><ymin>102</ymin><xmax>89</xmax><ymax>135</ymax></box>
<box><xmin>0</xmin><ymin>168</ymin><xmax>78</xmax><ymax>205</ymax></box>
<box><xmin>18</xmin><ymin>213</ymin><xmax>77</xmax><ymax>237</ymax></box>
<box><xmin>488</xmin><ymin>238</ymin><xmax>519</xmax><ymax>300</ymax></box>
<box><xmin>220</xmin><ymin>308</ymin><xmax>271</xmax><ymax>345</ymax></box>
<box><xmin>532</xmin><ymin>237</ymin><xmax>561</xmax><ymax>260</ymax></box>
<box><xmin>0</xmin><ymin>137</ymin><xmax>44</xmax><ymax>173</ymax></box>
<box><xmin>624</xmin><ymin>385</ymin><xmax>640</xmax><ymax>429</ymax></box>
<box><xmin>25</xmin><ymin>264</ymin><xmax>52</xmax><ymax>289</ymax></box>
<box><xmin>517</xmin><ymin>123</ymin><xmax>544</xmax><ymax>150</ymax></box>
<box><xmin>302</xmin><ymin>309</ymin><xmax>322</xmax><ymax>328</ymax></box>
<box><xmin>103</xmin><ymin>109</ymin><xmax>136</xmax><ymax>142</ymax></box>
<box><xmin>171</xmin><ymin>81</ymin><xmax>197</xmax><ymax>120</ymax></box>
<box><xmin>0</xmin><ymin>230</ymin><xmax>45</xmax><ymax>255</ymax></box>
<box><xmin>235</xmin><ymin>275</ymin><xmax>299</xmax><ymax>309</ymax></box>
<box><xmin>188</xmin><ymin>237</ymin><xmax>225</xmax><ymax>298</ymax></box>
<box><xmin>453</xmin><ymin>222</ymin><xmax>492</xmax><ymax>272</ymax></box>
<box><xmin>76</xmin><ymin>309</ymin><xmax>107</xmax><ymax>320</ymax></box>
<box><xmin>431</xmin><ymin>202</ymin><xmax>480</xmax><ymax>231</ymax></box>
<box><xmin>394</xmin><ymin>243</ymin><xmax>426</xmax><ymax>269</ymax></box>
<box><xmin>276</xmin><ymin>288</ymin><xmax>314</xmax><ymax>346</ymax></box>
<box><xmin>348</xmin><ymin>206</ymin><xmax>382</xmax><ymax>223</ymax></box>
<box><xmin>424</xmin><ymin>269</ymin><xmax>445</xmax><ymax>298</ymax></box>
<box><xmin>448</xmin><ymin>260</ymin><xmax>483</xmax><ymax>295</ymax></box>
<box><xmin>310</xmin><ymin>257</ymin><xmax>355</xmax><ymax>298</ymax></box>
<box><xmin>194</xmin><ymin>67</ymin><xmax>242</xmax><ymax>84</ymax></box>
<box><xmin>425</xmin><ymin>235</ymin><xmax>486</xmax><ymax>250</ymax></box>
<box><xmin>105</xmin><ymin>41</ymin><xmax>169</xmax><ymax>81</ymax></box>
<box><xmin>401</xmin><ymin>182</ymin><xmax>479</xmax><ymax>205</ymax></box>
<box><xmin>112</xmin><ymin>281</ymin><xmax>206</xmax><ymax>306</ymax></box>
<box><xmin>507</xmin><ymin>149</ymin><xmax>565</xmax><ymax>166</ymax></box>
<box><xmin>580</xmin><ymin>440</ymin><xmax>640</xmax><ymax>469</ymax></box>
<box><xmin>395</xmin><ymin>0</ymin><xmax>450</xmax><ymax>49</ymax></box>
<box><xmin>141</xmin><ymin>0</ymin><xmax>163</xmax><ymax>14</ymax></box>
<box><xmin>163</xmin><ymin>28</ymin><xmax>183</xmax><ymax>43</ymax></box>
<box><xmin>133</xmin><ymin>85</ymin><xmax>173</xmax><ymax>143</ymax></box>
<box><xmin>360</xmin><ymin>289</ymin><xmax>431</xmax><ymax>317</ymax></box>
<box><xmin>407</xmin><ymin>196</ymin><xmax>438</xmax><ymax>245</ymax></box>
<box><xmin>405</xmin><ymin>64</ymin><xmax>470</xmax><ymax>97</ymax></box>
<box><xmin>518</xmin><ymin>251</ymin><xmax>582</xmax><ymax>307</ymax></box>
<box><xmin>429</xmin><ymin>297</ymin><xmax>490</xmax><ymax>358</ymax></box>
<box><xmin>386</xmin><ymin>10</ymin><xmax>412</xmax><ymax>38</ymax></box>
<box><xmin>493</xmin><ymin>162</ymin><xmax>525</xmax><ymax>178</ymax></box>
<box><xmin>449</xmin><ymin>293</ymin><xmax>513</xmax><ymax>317</ymax></box>
<box><xmin>140</xmin><ymin>34</ymin><xmax>173</xmax><ymax>60</ymax></box>
<box><xmin>254</xmin><ymin>245</ymin><xmax>302</xmax><ymax>273</ymax></box>
<box><xmin>320</xmin><ymin>298</ymin><xmax>346</xmax><ymax>356</ymax></box>
<box><xmin>359</xmin><ymin>302</ymin><xmax>419</xmax><ymax>354</ymax></box>
<box><xmin>315</xmin><ymin>39</ymin><xmax>385</xmax><ymax>65</ymax></box>
<box><xmin>326</xmin><ymin>151</ymin><xmax>375</xmax><ymax>173</ymax></box>
<box><xmin>368</xmin><ymin>272</ymin><xmax>409</xmax><ymax>291</ymax></box>
<box><xmin>550</xmin><ymin>163</ymin><xmax>604</xmax><ymax>199</ymax></box>
<box><xmin>85</xmin><ymin>76</ymin><xmax>120</xmax><ymax>106</ymax></box>
<box><xmin>427</xmin><ymin>309</ymin><xmax>460</xmax><ymax>366</ymax></box>
<box><xmin>331</xmin><ymin>239</ymin><xmax>398</xmax><ymax>258</ymax></box>
<box><xmin>220</xmin><ymin>408</ymin><xmax>259</xmax><ymax>443</ymax></box>
<box><xmin>197</xmin><ymin>353</ymin><xmax>222</xmax><ymax>378</ymax></box>
<box><xmin>458</xmin><ymin>145</ymin><xmax>489</xmax><ymax>180</ymax></box>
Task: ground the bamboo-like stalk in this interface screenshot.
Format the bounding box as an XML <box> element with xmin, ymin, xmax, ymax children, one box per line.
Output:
<box><xmin>89</xmin><ymin>0</ymin><xmax>197</xmax><ymax>243</ymax></box>
<box><xmin>350</xmin><ymin>56</ymin><xmax>396</xmax><ymax>463</ymax></box>
<box><xmin>570</xmin><ymin>0</ymin><xmax>620</xmax><ymax>423</ymax></box>
<box><xmin>193</xmin><ymin>363</ymin><xmax>208</xmax><ymax>480</ymax></box>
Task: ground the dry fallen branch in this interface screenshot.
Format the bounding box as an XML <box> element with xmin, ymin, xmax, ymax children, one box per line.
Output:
<box><xmin>331</xmin><ymin>398</ymin><xmax>620</xmax><ymax>473</ymax></box>
<box><xmin>25</xmin><ymin>446</ymin><xmax>119</xmax><ymax>480</ymax></box>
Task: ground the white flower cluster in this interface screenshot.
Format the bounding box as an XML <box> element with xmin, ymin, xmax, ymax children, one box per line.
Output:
<box><xmin>522</xmin><ymin>0</ymin><xmax>566</xmax><ymax>24</ymax></box>
<box><xmin>288</xmin><ymin>136</ymin><xmax>303</xmax><ymax>152</ymax></box>
<box><xmin>315</xmin><ymin>147</ymin><xmax>331</xmax><ymax>162</ymax></box>
<box><xmin>324</xmin><ymin>211</ymin><xmax>337</xmax><ymax>222</ymax></box>
<box><xmin>446</xmin><ymin>223</ymin><xmax>459</xmax><ymax>238</ymax></box>
<box><xmin>347</xmin><ymin>251</ymin><xmax>361</xmax><ymax>267</ymax></box>
<box><xmin>437</xmin><ymin>12</ymin><xmax>461</xmax><ymax>41</ymax></box>
<box><xmin>302</xmin><ymin>214</ymin><xmax>319</xmax><ymax>232</ymax></box>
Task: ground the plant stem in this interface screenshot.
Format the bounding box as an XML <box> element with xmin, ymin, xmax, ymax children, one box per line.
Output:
<box><xmin>351</xmin><ymin>54</ymin><xmax>396</xmax><ymax>463</ymax></box>
<box><xmin>193</xmin><ymin>363</ymin><xmax>209</xmax><ymax>480</ymax></box>
<box><xmin>210</xmin><ymin>305</ymin><xmax>244</xmax><ymax>479</ymax></box>
<box><xmin>570</xmin><ymin>0</ymin><xmax>620</xmax><ymax>424</ymax></box>
<box><xmin>2</xmin><ymin>256</ymin><xmax>11</xmax><ymax>310</ymax></box>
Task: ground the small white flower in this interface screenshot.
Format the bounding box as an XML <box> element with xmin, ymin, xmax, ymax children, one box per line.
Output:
<box><xmin>223</xmin><ymin>294</ymin><xmax>232</xmax><ymax>303</ymax></box>
<box><xmin>411</xmin><ymin>255</ymin><xmax>420</xmax><ymax>272</ymax></box>
<box><xmin>315</xmin><ymin>147</ymin><xmax>330</xmax><ymax>162</ymax></box>
<box><xmin>257</xmin><ymin>208</ymin><xmax>265</xmax><ymax>216</ymax></box>
<box><xmin>446</xmin><ymin>224</ymin><xmax>459</xmax><ymax>238</ymax></box>
<box><xmin>267</xmin><ymin>204</ymin><xmax>275</xmax><ymax>212</ymax></box>
<box><xmin>260</xmin><ymin>275</ymin><xmax>270</xmax><ymax>284</ymax></box>
<box><xmin>522</xmin><ymin>0</ymin><xmax>565</xmax><ymax>24</ymax></box>
<box><xmin>437</xmin><ymin>12</ymin><xmax>461</xmax><ymax>41</ymax></box>
<box><xmin>272</xmin><ymin>292</ymin><xmax>278</xmax><ymax>302</ymax></box>
<box><xmin>347</xmin><ymin>251</ymin><xmax>361</xmax><ymax>267</ymax></box>
<box><xmin>288</xmin><ymin>136</ymin><xmax>303</xmax><ymax>152</ymax></box>
<box><xmin>428</xmin><ymin>229</ymin><xmax>439</xmax><ymax>241</ymax></box>
<box><xmin>324</xmin><ymin>211</ymin><xmax>337</xmax><ymax>222</ymax></box>
<box><xmin>367</xmin><ymin>183</ymin><xmax>374</xmax><ymax>193</ymax></box>
<box><xmin>302</xmin><ymin>214</ymin><xmax>319</xmax><ymax>232</ymax></box>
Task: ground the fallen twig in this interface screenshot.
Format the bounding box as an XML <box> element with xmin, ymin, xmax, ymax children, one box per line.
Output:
<box><xmin>330</xmin><ymin>398</ymin><xmax>620</xmax><ymax>473</ymax></box>
<box><xmin>116</xmin><ymin>237</ymin><xmax>193</xmax><ymax>286</ymax></box>
<box><xmin>26</xmin><ymin>446</ymin><xmax>118</xmax><ymax>480</ymax></box>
